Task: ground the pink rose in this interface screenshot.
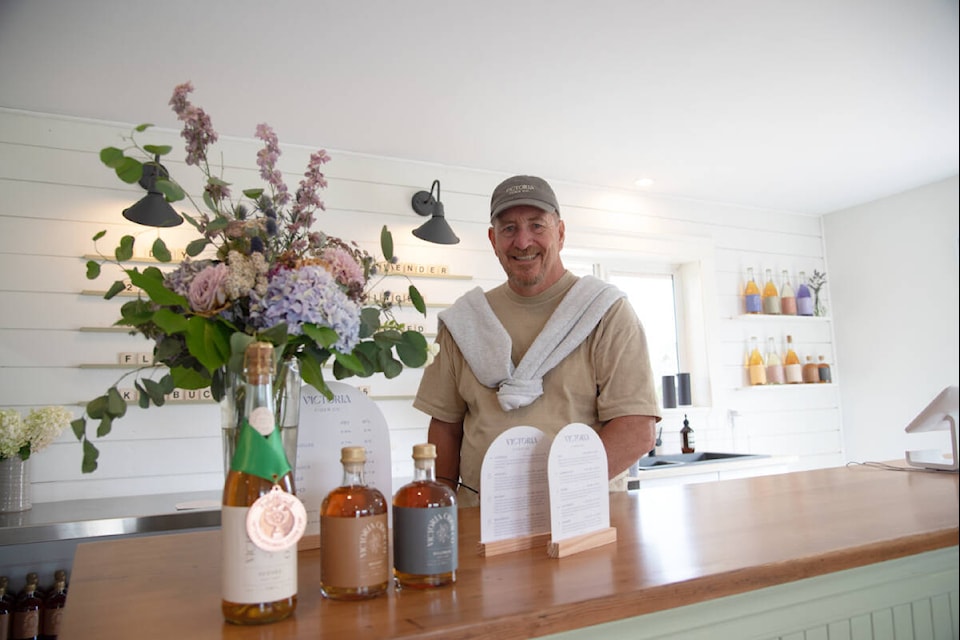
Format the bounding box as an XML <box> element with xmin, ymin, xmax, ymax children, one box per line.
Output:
<box><xmin>188</xmin><ymin>263</ymin><xmax>229</xmax><ymax>312</ymax></box>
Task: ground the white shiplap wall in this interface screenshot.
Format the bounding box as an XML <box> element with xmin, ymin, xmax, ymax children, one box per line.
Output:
<box><xmin>0</xmin><ymin>108</ymin><xmax>840</xmax><ymax>503</ymax></box>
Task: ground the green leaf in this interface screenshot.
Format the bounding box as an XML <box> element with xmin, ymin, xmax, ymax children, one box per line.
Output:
<box><xmin>298</xmin><ymin>347</ymin><xmax>333</xmax><ymax>399</ymax></box>
<box><xmin>86</xmin><ymin>260</ymin><xmax>101</xmax><ymax>280</ymax></box>
<box><xmin>115</xmin><ymin>235</ymin><xmax>135</xmax><ymax>262</ymax></box>
<box><xmin>99</xmin><ymin>147</ymin><xmax>126</xmax><ymax>168</ymax></box>
<box><xmin>96</xmin><ymin>416</ymin><xmax>113</xmax><ymax>438</ymax></box>
<box><xmin>185</xmin><ymin>238</ymin><xmax>209</xmax><ymax>257</ymax></box>
<box><xmin>141</xmin><ymin>378</ymin><xmax>167</xmax><ymax>406</ymax></box>
<box><xmin>127</xmin><ymin>267</ymin><xmax>189</xmax><ymax>306</ymax></box>
<box><xmin>151</xmin><ymin>238</ymin><xmax>172</xmax><ymax>263</ymax></box>
<box><xmin>303</xmin><ymin>324</ymin><xmax>339</xmax><ymax>349</ymax></box>
<box><xmin>359</xmin><ymin>307</ymin><xmax>380</xmax><ymax>338</ymax></box>
<box><xmin>115</xmin><ymin>157</ymin><xmax>143</xmax><ymax>184</ymax></box>
<box><xmin>152</xmin><ymin>308</ymin><xmax>189</xmax><ymax>334</ymax></box>
<box><xmin>243</xmin><ymin>188</ymin><xmax>264</xmax><ymax>199</ymax></box>
<box><xmin>333</xmin><ymin>351</ymin><xmax>365</xmax><ymax>375</ymax></box>
<box><xmin>104</xmin><ymin>280</ymin><xmax>127</xmax><ymax>300</ymax></box>
<box><xmin>409</xmin><ymin>285</ymin><xmax>426</xmax><ymax>315</ymax></box>
<box><xmin>202</xmin><ymin>190</ymin><xmax>218</xmax><ymax>214</ymax></box>
<box><xmin>373</xmin><ymin>329</ymin><xmax>403</xmax><ymax>347</ymax></box>
<box><xmin>377</xmin><ymin>350</ymin><xmax>403</xmax><ymax>378</ymax></box>
<box><xmin>184</xmin><ymin>315</ymin><xmax>231</xmax><ymax>372</ymax></box>
<box><xmin>107</xmin><ymin>387</ymin><xmax>127</xmax><ymax>418</ymax></box>
<box><xmin>93</xmin><ymin>230</ymin><xmax>107</xmax><ymax>241</ymax></box>
<box><xmin>397</xmin><ymin>330</ymin><xmax>429</xmax><ymax>367</ymax></box>
<box><xmin>134</xmin><ymin>123</ymin><xmax>153</xmax><ymax>132</ymax></box>
<box><xmin>135</xmin><ymin>382</ymin><xmax>150</xmax><ymax>409</ymax></box>
<box><xmin>86</xmin><ymin>395</ymin><xmax>108</xmax><ymax>419</ymax></box>
<box><xmin>380</xmin><ymin>225</ymin><xmax>394</xmax><ymax>261</ymax></box>
<box><xmin>81</xmin><ymin>439</ymin><xmax>100</xmax><ymax>473</ymax></box>
<box><xmin>170</xmin><ymin>366</ymin><xmax>211</xmax><ymax>390</ymax></box>
<box><xmin>117</xmin><ymin>299</ymin><xmax>155</xmax><ymax>326</ymax></box>
<box><xmin>143</xmin><ymin>144</ymin><xmax>172</xmax><ymax>156</ymax></box>
<box><xmin>155</xmin><ymin>178</ymin><xmax>185</xmax><ymax>203</ymax></box>
<box><xmin>70</xmin><ymin>417</ymin><xmax>86</xmax><ymax>441</ymax></box>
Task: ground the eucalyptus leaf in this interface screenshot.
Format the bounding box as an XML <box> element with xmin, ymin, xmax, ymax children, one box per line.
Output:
<box><xmin>70</xmin><ymin>418</ymin><xmax>86</xmax><ymax>441</ymax></box>
<box><xmin>333</xmin><ymin>351</ymin><xmax>365</xmax><ymax>375</ymax></box>
<box><xmin>134</xmin><ymin>123</ymin><xmax>153</xmax><ymax>132</ymax></box>
<box><xmin>243</xmin><ymin>188</ymin><xmax>264</xmax><ymax>199</ymax></box>
<box><xmin>86</xmin><ymin>260</ymin><xmax>101</xmax><ymax>280</ymax></box>
<box><xmin>143</xmin><ymin>144</ymin><xmax>173</xmax><ymax>156</ymax></box>
<box><xmin>104</xmin><ymin>280</ymin><xmax>126</xmax><ymax>300</ymax></box>
<box><xmin>115</xmin><ymin>157</ymin><xmax>143</xmax><ymax>184</ymax></box>
<box><xmin>155</xmin><ymin>178</ymin><xmax>185</xmax><ymax>203</ymax></box>
<box><xmin>303</xmin><ymin>324</ymin><xmax>339</xmax><ymax>349</ymax></box>
<box><xmin>135</xmin><ymin>382</ymin><xmax>150</xmax><ymax>409</ymax></box>
<box><xmin>107</xmin><ymin>387</ymin><xmax>127</xmax><ymax>418</ymax></box>
<box><xmin>93</xmin><ymin>230</ymin><xmax>107</xmax><ymax>241</ymax></box>
<box><xmin>96</xmin><ymin>416</ymin><xmax>113</xmax><ymax>438</ymax></box>
<box><xmin>380</xmin><ymin>225</ymin><xmax>394</xmax><ymax>261</ymax></box>
<box><xmin>116</xmin><ymin>235</ymin><xmax>135</xmax><ymax>262</ymax></box>
<box><xmin>81</xmin><ymin>439</ymin><xmax>99</xmax><ymax>473</ymax></box>
<box><xmin>118</xmin><ymin>299</ymin><xmax>155</xmax><ymax>326</ymax></box>
<box><xmin>185</xmin><ymin>238</ymin><xmax>209</xmax><ymax>257</ymax></box>
<box><xmin>151</xmin><ymin>238</ymin><xmax>172</xmax><ymax>263</ymax></box>
<box><xmin>397</xmin><ymin>331</ymin><xmax>428</xmax><ymax>367</ymax></box>
<box><xmin>141</xmin><ymin>378</ymin><xmax>167</xmax><ymax>406</ymax></box>
<box><xmin>99</xmin><ymin>147</ymin><xmax>125</xmax><ymax>168</ymax></box>
<box><xmin>409</xmin><ymin>285</ymin><xmax>426</xmax><ymax>315</ymax></box>
<box><xmin>86</xmin><ymin>395</ymin><xmax>107</xmax><ymax>419</ymax></box>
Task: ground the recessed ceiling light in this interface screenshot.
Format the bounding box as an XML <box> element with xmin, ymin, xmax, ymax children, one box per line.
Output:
<box><xmin>634</xmin><ymin>178</ymin><xmax>655</xmax><ymax>189</ymax></box>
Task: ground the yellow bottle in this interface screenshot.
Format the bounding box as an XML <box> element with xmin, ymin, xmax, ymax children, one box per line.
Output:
<box><xmin>784</xmin><ymin>335</ymin><xmax>803</xmax><ymax>384</ymax></box>
<box><xmin>748</xmin><ymin>337</ymin><xmax>767</xmax><ymax>385</ymax></box>
<box><xmin>744</xmin><ymin>267</ymin><xmax>761</xmax><ymax>314</ymax></box>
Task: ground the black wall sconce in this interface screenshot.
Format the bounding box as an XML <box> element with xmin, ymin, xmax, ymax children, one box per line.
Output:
<box><xmin>411</xmin><ymin>180</ymin><xmax>459</xmax><ymax>245</ymax></box>
<box><xmin>122</xmin><ymin>156</ymin><xmax>184</xmax><ymax>228</ymax></box>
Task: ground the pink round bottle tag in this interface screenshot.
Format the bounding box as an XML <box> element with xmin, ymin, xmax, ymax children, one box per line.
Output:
<box><xmin>246</xmin><ymin>485</ymin><xmax>308</xmax><ymax>551</ymax></box>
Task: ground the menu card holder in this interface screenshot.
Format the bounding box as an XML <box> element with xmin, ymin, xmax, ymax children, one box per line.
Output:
<box><xmin>477</xmin><ymin>426</ymin><xmax>552</xmax><ymax>557</ymax></box>
<box><xmin>546</xmin><ymin>423</ymin><xmax>617</xmax><ymax>558</ymax></box>
<box><xmin>294</xmin><ymin>381</ymin><xmax>393</xmax><ymax>550</ymax></box>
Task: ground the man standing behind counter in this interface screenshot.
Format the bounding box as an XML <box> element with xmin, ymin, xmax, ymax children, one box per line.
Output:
<box><xmin>414</xmin><ymin>175</ymin><xmax>661</xmax><ymax>507</ymax></box>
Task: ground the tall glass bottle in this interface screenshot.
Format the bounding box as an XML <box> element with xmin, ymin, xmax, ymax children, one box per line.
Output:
<box><xmin>762</xmin><ymin>269</ymin><xmax>781</xmax><ymax>315</ymax></box>
<box><xmin>39</xmin><ymin>571</ymin><xmax>67</xmax><ymax>640</ymax></box>
<box><xmin>748</xmin><ymin>337</ymin><xmax>767</xmax><ymax>385</ymax></box>
<box><xmin>680</xmin><ymin>415</ymin><xmax>695</xmax><ymax>454</ymax></box>
<box><xmin>393</xmin><ymin>443</ymin><xmax>458</xmax><ymax>589</ymax></box>
<box><xmin>12</xmin><ymin>575</ymin><xmax>41</xmax><ymax>640</ymax></box>
<box><xmin>780</xmin><ymin>270</ymin><xmax>797</xmax><ymax>315</ymax></box>
<box><xmin>765</xmin><ymin>337</ymin><xmax>785</xmax><ymax>384</ymax></box>
<box><xmin>744</xmin><ymin>267</ymin><xmax>761</xmax><ymax>314</ymax></box>
<box><xmin>320</xmin><ymin>446</ymin><xmax>389</xmax><ymax>600</ymax></box>
<box><xmin>222</xmin><ymin>342</ymin><xmax>303</xmax><ymax>625</ymax></box>
<box><xmin>796</xmin><ymin>271</ymin><xmax>814</xmax><ymax>316</ymax></box>
<box><xmin>784</xmin><ymin>335</ymin><xmax>803</xmax><ymax>384</ymax></box>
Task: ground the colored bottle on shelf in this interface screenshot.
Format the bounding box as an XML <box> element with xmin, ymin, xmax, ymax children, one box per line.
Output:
<box><xmin>393</xmin><ymin>443</ymin><xmax>458</xmax><ymax>590</ymax></box>
<box><xmin>802</xmin><ymin>355</ymin><xmax>820</xmax><ymax>383</ymax></box>
<box><xmin>796</xmin><ymin>271</ymin><xmax>814</xmax><ymax>316</ymax></box>
<box><xmin>764</xmin><ymin>337</ymin><xmax>785</xmax><ymax>384</ymax></box>
<box><xmin>12</xmin><ymin>575</ymin><xmax>42</xmax><ymax>640</ymax></box>
<box><xmin>222</xmin><ymin>342</ymin><xmax>302</xmax><ymax>625</ymax></box>
<box><xmin>817</xmin><ymin>356</ymin><xmax>832</xmax><ymax>383</ymax></box>
<box><xmin>40</xmin><ymin>570</ymin><xmax>67</xmax><ymax>640</ymax></box>
<box><xmin>681</xmin><ymin>415</ymin><xmax>695</xmax><ymax>454</ymax></box>
<box><xmin>780</xmin><ymin>270</ymin><xmax>797</xmax><ymax>315</ymax></box>
<box><xmin>1</xmin><ymin>576</ymin><xmax>13</xmax><ymax>640</ymax></box>
<box><xmin>748</xmin><ymin>337</ymin><xmax>767</xmax><ymax>385</ymax></box>
<box><xmin>784</xmin><ymin>335</ymin><xmax>803</xmax><ymax>384</ymax></box>
<box><xmin>320</xmin><ymin>446</ymin><xmax>389</xmax><ymax>600</ymax></box>
<box><xmin>762</xmin><ymin>269</ymin><xmax>781</xmax><ymax>314</ymax></box>
<box><xmin>744</xmin><ymin>267</ymin><xmax>761</xmax><ymax>314</ymax></box>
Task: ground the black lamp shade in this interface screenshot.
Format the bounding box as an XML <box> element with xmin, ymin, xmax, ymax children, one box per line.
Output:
<box><xmin>411</xmin><ymin>182</ymin><xmax>460</xmax><ymax>244</ymax></box>
<box><xmin>122</xmin><ymin>159</ymin><xmax>184</xmax><ymax>227</ymax></box>
<box><xmin>123</xmin><ymin>192</ymin><xmax>184</xmax><ymax>228</ymax></box>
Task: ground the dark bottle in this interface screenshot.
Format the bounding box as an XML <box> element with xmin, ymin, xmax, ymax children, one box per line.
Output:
<box><xmin>1</xmin><ymin>576</ymin><xmax>13</xmax><ymax>640</ymax></box>
<box><xmin>681</xmin><ymin>415</ymin><xmax>695</xmax><ymax>454</ymax></box>
<box><xmin>39</xmin><ymin>571</ymin><xmax>67</xmax><ymax>640</ymax></box>
<box><xmin>393</xmin><ymin>443</ymin><xmax>458</xmax><ymax>589</ymax></box>
<box><xmin>817</xmin><ymin>355</ymin><xmax>832</xmax><ymax>383</ymax></box>
<box><xmin>11</xmin><ymin>575</ymin><xmax>41</xmax><ymax>640</ymax></box>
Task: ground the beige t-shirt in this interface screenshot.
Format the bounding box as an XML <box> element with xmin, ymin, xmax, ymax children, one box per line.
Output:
<box><xmin>413</xmin><ymin>271</ymin><xmax>661</xmax><ymax>507</ymax></box>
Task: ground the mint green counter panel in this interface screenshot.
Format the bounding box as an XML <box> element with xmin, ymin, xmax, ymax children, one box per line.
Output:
<box><xmin>544</xmin><ymin>546</ymin><xmax>959</xmax><ymax>640</ymax></box>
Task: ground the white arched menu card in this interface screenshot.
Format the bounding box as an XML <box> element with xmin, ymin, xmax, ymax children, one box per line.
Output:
<box><xmin>546</xmin><ymin>422</ymin><xmax>617</xmax><ymax>558</ymax></box>
<box><xmin>478</xmin><ymin>425</ymin><xmax>551</xmax><ymax>555</ymax></box>
<box><xmin>295</xmin><ymin>381</ymin><xmax>392</xmax><ymax>549</ymax></box>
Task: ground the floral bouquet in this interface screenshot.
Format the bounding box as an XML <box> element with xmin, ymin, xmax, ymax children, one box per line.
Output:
<box><xmin>1</xmin><ymin>407</ymin><xmax>72</xmax><ymax>461</ymax></box>
<box><xmin>72</xmin><ymin>82</ymin><xmax>429</xmax><ymax>473</ymax></box>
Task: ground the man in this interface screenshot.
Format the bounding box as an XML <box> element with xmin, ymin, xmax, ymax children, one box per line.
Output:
<box><xmin>413</xmin><ymin>175</ymin><xmax>660</xmax><ymax>507</ymax></box>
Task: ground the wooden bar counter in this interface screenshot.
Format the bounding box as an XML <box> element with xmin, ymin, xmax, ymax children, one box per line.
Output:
<box><xmin>59</xmin><ymin>464</ymin><xmax>959</xmax><ymax>639</ymax></box>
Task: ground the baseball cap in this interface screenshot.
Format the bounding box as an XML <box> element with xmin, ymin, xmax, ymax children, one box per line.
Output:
<box><xmin>489</xmin><ymin>175</ymin><xmax>559</xmax><ymax>221</ymax></box>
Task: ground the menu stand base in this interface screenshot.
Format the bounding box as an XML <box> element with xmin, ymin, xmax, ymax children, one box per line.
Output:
<box><xmin>548</xmin><ymin>527</ymin><xmax>617</xmax><ymax>559</ymax></box>
<box><xmin>477</xmin><ymin>532</ymin><xmax>551</xmax><ymax>557</ymax></box>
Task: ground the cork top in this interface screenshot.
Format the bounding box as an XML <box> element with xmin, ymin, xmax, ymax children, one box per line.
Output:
<box><xmin>244</xmin><ymin>342</ymin><xmax>275</xmax><ymax>384</ymax></box>
<box><xmin>412</xmin><ymin>443</ymin><xmax>437</xmax><ymax>460</ymax></box>
<box><xmin>341</xmin><ymin>446</ymin><xmax>366</xmax><ymax>464</ymax></box>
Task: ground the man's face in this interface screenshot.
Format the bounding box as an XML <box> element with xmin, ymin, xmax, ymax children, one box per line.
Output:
<box><xmin>488</xmin><ymin>206</ymin><xmax>565</xmax><ymax>297</ymax></box>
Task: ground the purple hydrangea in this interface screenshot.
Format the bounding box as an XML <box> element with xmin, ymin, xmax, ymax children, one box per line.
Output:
<box><xmin>251</xmin><ymin>265</ymin><xmax>360</xmax><ymax>353</ymax></box>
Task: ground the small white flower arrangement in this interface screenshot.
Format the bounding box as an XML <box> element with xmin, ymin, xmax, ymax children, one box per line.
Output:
<box><xmin>0</xmin><ymin>407</ymin><xmax>72</xmax><ymax>461</ymax></box>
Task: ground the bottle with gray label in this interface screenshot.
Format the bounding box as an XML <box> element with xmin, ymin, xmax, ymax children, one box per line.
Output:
<box><xmin>392</xmin><ymin>443</ymin><xmax>458</xmax><ymax>589</ymax></box>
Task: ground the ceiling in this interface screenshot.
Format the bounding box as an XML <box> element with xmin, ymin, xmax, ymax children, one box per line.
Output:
<box><xmin>1</xmin><ymin>0</ymin><xmax>957</xmax><ymax>215</ymax></box>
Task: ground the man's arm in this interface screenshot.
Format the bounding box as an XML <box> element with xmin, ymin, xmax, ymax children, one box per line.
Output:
<box><xmin>427</xmin><ymin>417</ymin><xmax>464</xmax><ymax>491</ymax></box>
<box><xmin>599</xmin><ymin>415</ymin><xmax>657</xmax><ymax>478</ymax></box>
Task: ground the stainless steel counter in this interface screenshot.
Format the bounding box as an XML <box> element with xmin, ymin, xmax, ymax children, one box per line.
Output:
<box><xmin>0</xmin><ymin>491</ymin><xmax>221</xmax><ymax>546</ymax></box>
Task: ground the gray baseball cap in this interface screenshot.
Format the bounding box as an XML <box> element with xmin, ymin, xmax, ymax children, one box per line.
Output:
<box><xmin>489</xmin><ymin>175</ymin><xmax>559</xmax><ymax>221</ymax></box>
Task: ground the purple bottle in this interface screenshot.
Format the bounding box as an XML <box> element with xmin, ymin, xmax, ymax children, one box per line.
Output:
<box><xmin>796</xmin><ymin>270</ymin><xmax>813</xmax><ymax>316</ymax></box>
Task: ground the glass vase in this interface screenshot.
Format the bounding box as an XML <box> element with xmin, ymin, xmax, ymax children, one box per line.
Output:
<box><xmin>0</xmin><ymin>455</ymin><xmax>31</xmax><ymax>513</ymax></box>
<box><xmin>221</xmin><ymin>357</ymin><xmax>302</xmax><ymax>478</ymax></box>
<box><xmin>813</xmin><ymin>291</ymin><xmax>827</xmax><ymax>317</ymax></box>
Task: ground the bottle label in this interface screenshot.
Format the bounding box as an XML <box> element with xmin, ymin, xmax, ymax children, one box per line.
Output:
<box><xmin>230</xmin><ymin>420</ymin><xmax>292</xmax><ymax>481</ymax></box>
<box><xmin>748</xmin><ymin>363</ymin><xmax>767</xmax><ymax>385</ymax></box>
<box><xmin>246</xmin><ymin>484</ymin><xmax>308</xmax><ymax>552</ymax></box>
<box><xmin>320</xmin><ymin>514</ymin><xmax>389</xmax><ymax>589</ymax></box>
<box><xmin>781</xmin><ymin>297</ymin><xmax>797</xmax><ymax>315</ymax></box>
<box><xmin>745</xmin><ymin>294</ymin><xmax>761</xmax><ymax>313</ymax></box>
<box><xmin>785</xmin><ymin>363</ymin><xmax>803</xmax><ymax>383</ymax></box>
<box><xmin>43</xmin><ymin>606</ymin><xmax>64</xmax><ymax>637</ymax></box>
<box><xmin>393</xmin><ymin>505</ymin><xmax>458</xmax><ymax>575</ymax></box>
<box><xmin>13</xmin><ymin>609</ymin><xmax>39</xmax><ymax>639</ymax></box>
<box><xmin>762</xmin><ymin>296</ymin><xmax>782</xmax><ymax>314</ymax></box>
<box><xmin>1</xmin><ymin>611</ymin><xmax>11</xmax><ymax>640</ymax></box>
<box><xmin>222</xmin><ymin>506</ymin><xmax>297</xmax><ymax>604</ymax></box>
<box><xmin>797</xmin><ymin>296</ymin><xmax>814</xmax><ymax>316</ymax></box>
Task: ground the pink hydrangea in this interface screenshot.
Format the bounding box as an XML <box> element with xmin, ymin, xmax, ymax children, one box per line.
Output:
<box><xmin>322</xmin><ymin>247</ymin><xmax>365</xmax><ymax>290</ymax></box>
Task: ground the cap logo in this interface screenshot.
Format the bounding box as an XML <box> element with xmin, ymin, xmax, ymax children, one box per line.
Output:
<box><xmin>504</xmin><ymin>184</ymin><xmax>536</xmax><ymax>195</ymax></box>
